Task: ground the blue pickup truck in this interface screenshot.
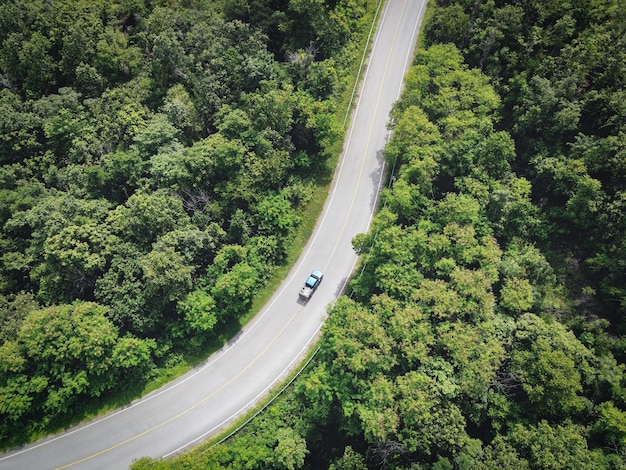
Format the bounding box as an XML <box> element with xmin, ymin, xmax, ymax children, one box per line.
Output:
<box><xmin>299</xmin><ymin>270</ymin><xmax>323</xmax><ymax>300</ymax></box>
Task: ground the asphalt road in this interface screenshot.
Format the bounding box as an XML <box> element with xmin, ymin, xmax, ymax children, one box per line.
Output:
<box><xmin>0</xmin><ymin>1</ymin><xmax>426</xmax><ymax>468</ymax></box>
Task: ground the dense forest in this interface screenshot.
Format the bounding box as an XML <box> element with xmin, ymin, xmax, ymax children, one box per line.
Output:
<box><xmin>133</xmin><ymin>0</ymin><xmax>626</xmax><ymax>468</ymax></box>
<box><xmin>0</xmin><ymin>0</ymin><xmax>377</xmax><ymax>446</ymax></box>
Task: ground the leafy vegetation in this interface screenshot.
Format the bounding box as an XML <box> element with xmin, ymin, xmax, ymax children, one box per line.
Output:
<box><xmin>0</xmin><ymin>0</ymin><xmax>377</xmax><ymax>447</ymax></box>
<box><xmin>133</xmin><ymin>0</ymin><xmax>626</xmax><ymax>468</ymax></box>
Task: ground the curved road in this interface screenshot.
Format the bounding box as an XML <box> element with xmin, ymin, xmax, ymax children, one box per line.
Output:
<box><xmin>0</xmin><ymin>1</ymin><xmax>426</xmax><ymax>468</ymax></box>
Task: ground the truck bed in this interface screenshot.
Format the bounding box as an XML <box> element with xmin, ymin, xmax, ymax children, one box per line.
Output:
<box><xmin>299</xmin><ymin>286</ymin><xmax>313</xmax><ymax>299</ymax></box>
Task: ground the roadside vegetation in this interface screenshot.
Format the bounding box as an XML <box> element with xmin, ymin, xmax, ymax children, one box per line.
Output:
<box><xmin>133</xmin><ymin>0</ymin><xmax>626</xmax><ymax>468</ymax></box>
<box><xmin>0</xmin><ymin>0</ymin><xmax>380</xmax><ymax>448</ymax></box>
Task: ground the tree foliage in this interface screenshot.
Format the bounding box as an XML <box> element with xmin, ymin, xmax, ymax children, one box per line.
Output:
<box><xmin>148</xmin><ymin>8</ymin><xmax>626</xmax><ymax>466</ymax></box>
<box><xmin>0</xmin><ymin>0</ymin><xmax>372</xmax><ymax>444</ymax></box>
<box><xmin>6</xmin><ymin>0</ymin><xmax>626</xmax><ymax>467</ymax></box>
<box><xmin>0</xmin><ymin>302</ymin><xmax>152</xmax><ymax>443</ymax></box>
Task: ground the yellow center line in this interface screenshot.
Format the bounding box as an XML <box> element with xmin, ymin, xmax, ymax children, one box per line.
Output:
<box><xmin>322</xmin><ymin>0</ymin><xmax>407</xmax><ymax>274</ymax></box>
<box><xmin>59</xmin><ymin>2</ymin><xmax>410</xmax><ymax>467</ymax></box>
<box><xmin>57</xmin><ymin>303</ymin><xmax>305</xmax><ymax>469</ymax></box>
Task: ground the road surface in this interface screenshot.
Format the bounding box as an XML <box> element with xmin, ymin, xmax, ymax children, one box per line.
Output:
<box><xmin>0</xmin><ymin>1</ymin><xmax>426</xmax><ymax>468</ymax></box>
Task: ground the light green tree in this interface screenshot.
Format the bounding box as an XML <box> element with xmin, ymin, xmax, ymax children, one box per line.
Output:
<box><xmin>274</xmin><ymin>427</ymin><xmax>308</xmax><ymax>470</ymax></box>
